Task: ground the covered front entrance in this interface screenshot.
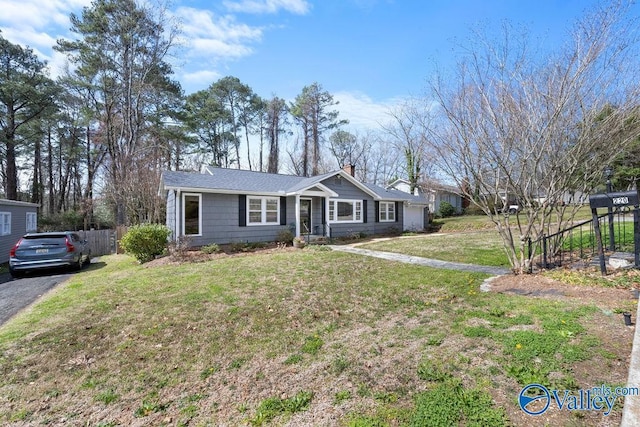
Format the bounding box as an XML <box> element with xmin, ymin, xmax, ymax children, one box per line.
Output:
<box><xmin>292</xmin><ymin>183</ymin><xmax>338</xmax><ymax>240</ymax></box>
<box><xmin>294</xmin><ymin>196</ymin><xmax>331</xmax><ymax>240</ymax></box>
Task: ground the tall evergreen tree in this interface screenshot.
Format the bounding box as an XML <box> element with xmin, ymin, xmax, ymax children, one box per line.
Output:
<box><xmin>211</xmin><ymin>76</ymin><xmax>256</xmax><ymax>169</ymax></box>
<box><xmin>0</xmin><ymin>33</ymin><xmax>58</xmax><ymax>200</ymax></box>
<box><xmin>265</xmin><ymin>96</ymin><xmax>289</xmax><ymax>174</ymax></box>
<box><xmin>55</xmin><ymin>0</ymin><xmax>181</xmax><ymax>225</ymax></box>
<box><xmin>290</xmin><ymin>83</ymin><xmax>347</xmax><ymax>176</ymax></box>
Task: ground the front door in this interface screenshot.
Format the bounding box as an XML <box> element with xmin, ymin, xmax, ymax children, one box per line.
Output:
<box><xmin>299</xmin><ymin>199</ymin><xmax>312</xmax><ymax>234</ymax></box>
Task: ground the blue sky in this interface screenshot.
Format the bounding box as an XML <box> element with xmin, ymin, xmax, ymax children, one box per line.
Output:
<box><xmin>0</xmin><ymin>0</ymin><xmax>614</xmax><ymax>131</ymax></box>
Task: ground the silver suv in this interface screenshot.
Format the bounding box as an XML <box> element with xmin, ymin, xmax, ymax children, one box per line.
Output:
<box><xmin>9</xmin><ymin>232</ymin><xmax>91</xmax><ymax>278</ymax></box>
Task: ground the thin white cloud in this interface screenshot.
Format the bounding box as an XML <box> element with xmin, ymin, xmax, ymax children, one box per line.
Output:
<box><xmin>176</xmin><ymin>8</ymin><xmax>262</xmax><ymax>40</ymax></box>
<box><xmin>173</xmin><ymin>7</ymin><xmax>266</xmax><ymax>93</ymax></box>
<box><xmin>0</xmin><ymin>0</ymin><xmax>90</xmax><ymax>29</ymax></box>
<box><xmin>181</xmin><ymin>70</ymin><xmax>222</xmax><ymax>88</ymax></box>
<box><xmin>189</xmin><ymin>39</ymin><xmax>254</xmax><ymax>58</ymax></box>
<box><xmin>0</xmin><ymin>27</ymin><xmax>57</xmax><ymax>53</ymax></box>
<box><xmin>0</xmin><ymin>0</ymin><xmax>91</xmax><ymax>76</ymax></box>
<box><xmin>223</xmin><ymin>0</ymin><xmax>311</xmax><ymax>15</ymax></box>
<box><xmin>175</xmin><ymin>7</ymin><xmax>262</xmax><ymax>58</ymax></box>
<box><xmin>334</xmin><ymin>91</ymin><xmax>406</xmax><ymax>132</ymax></box>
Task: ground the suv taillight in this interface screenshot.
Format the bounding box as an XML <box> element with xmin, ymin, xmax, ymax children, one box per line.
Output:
<box><xmin>65</xmin><ymin>237</ymin><xmax>75</xmax><ymax>253</ymax></box>
<box><xmin>10</xmin><ymin>238</ymin><xmax>22</xmax><ymax>257</ymax></box>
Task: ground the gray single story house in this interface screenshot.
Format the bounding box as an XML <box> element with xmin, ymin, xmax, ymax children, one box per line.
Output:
<box><xmin>0</xmin><ymin>199</ymin><xmax>39</xmax><ymax>263</ymax></box>
<box><xmin>160</xmin><ymin>165</ymin><xmax>427</xmax><ymax>245</ymax></box>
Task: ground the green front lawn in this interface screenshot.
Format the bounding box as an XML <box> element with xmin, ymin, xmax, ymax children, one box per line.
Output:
<box><xmin>360</xmin><ymin>232</ymin><xmax>512</xmax><ymax>267</ymax></box>
<box><xmin>433</xmin><ymin>205</ymin><xmax>594</xmax><ymax>233</ymax></box>
<box><xmin>0</xmin><ymin>250</ymin><xmax>632</xmax><ymax>426</ymax></box>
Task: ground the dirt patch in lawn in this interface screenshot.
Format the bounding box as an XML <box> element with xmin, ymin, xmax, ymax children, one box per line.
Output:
<box><xmin>487</xmin><ymin>273</ymin><xmax>637</xmax><ymax>310</ymax></box>
<box><xmin>144</xmin><ymin>244</ymin><xmax>299</xmax><ymax>267</ymax></box>
<box><xmin>487</xmin><ymin>273</ymin><xmax>636</xmax><ymax>427</ymax></box>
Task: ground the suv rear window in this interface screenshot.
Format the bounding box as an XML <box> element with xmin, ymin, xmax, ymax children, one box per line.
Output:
<box><xmin>20</xmin><ymin>235</ymin><xmax>67</xmax><ymax>248</ymax></box>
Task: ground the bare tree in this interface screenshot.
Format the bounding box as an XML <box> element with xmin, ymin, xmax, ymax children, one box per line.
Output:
<box><xmin>359</xmin><ymin>132</ymin><xmax>402</xmax><ymax>185</ymax></box>
<box><xmin>429</xmin><ymin>1</ymin><xmax>640</xmax><ymax>273</ymax></box>
<box><xmin>382</xmin><ymin>99</ymin><xmax>435</xmax><ymax>192</ymax></box>
<box><xmin>328</xmin><ymin>129</ymin><xmax>361</xmax><ymax>168</ymax></box>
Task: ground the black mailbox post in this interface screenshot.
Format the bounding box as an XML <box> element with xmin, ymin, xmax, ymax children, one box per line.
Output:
<box><xmin>588</xmin><ymin>191</ymin><xmax>639</xmax><ymax>209</ymax></box>
<box><xmin>588</xmin><ymin>190</ymin><xmax>640</xmax><ymax>274</ymax></box>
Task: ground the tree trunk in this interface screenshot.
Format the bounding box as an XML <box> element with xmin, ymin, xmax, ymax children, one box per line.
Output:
<box><xmin>47</xmin><ymin>127</ymin><xmax>55</xmax><ymax>215</ymax></box>
<box><xmin>85</xmin><ymin>126</ymin><xmax>94</xmax><ymax>227</ymax></box>
<box><xmin>31</xmin><ymin>136</ymin><xmax>41</xmax><ymax>204</ymax></box>
<box><xmin>5</xmin><ymin>138</ymin><xmax>18</xmax><ymax>200</ymax></box>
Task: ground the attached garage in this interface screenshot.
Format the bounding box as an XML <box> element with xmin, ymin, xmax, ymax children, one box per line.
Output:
<box><xmin>402</xmin><ymin>203</ymin><xmax>425</xmax><ymax>231</ymax></box>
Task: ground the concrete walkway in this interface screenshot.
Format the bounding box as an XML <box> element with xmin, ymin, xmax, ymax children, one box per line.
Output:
<box><xmin>621</xmin><ymin>300</ymin><xmax>640</xmax><ymax>426</ymax></box>
<box><xmin>328</xmin><ymin>245</ymin><xmax>512</xmax><ymax>275</ymax></box>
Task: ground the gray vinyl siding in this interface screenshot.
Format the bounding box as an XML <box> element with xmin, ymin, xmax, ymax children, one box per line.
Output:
<box><xmin>286</xmin><ymin>197</ymin><xmax>298</xmax><ymax>230</ymax></box>
<box><xmin>320</xmin><ymin>176</ymin><xmax>404</xmax><ymax>237</ymax></box>
<box><xmin>183</xmin><ymin>193</ymin><xmax>294</xmax><ymax>246</ymax></box>
<box><xmin>167</xmin><ymin>176</ymin><xmax>413</xmax><ymax>245</ymax></box>
<box><xmin>166</xmin><ymin>190</ymin><xmax>176</xmax><ymax>238</ymax></box>
<box><xmin>373</xmin><ymin>202</ymin><xmax>404</xmax><ymax>235</ymax></box>
<box><xmin>0</xmin><ymin>201</ymin><xmax>38</xmax><ymax>263</ymax></box>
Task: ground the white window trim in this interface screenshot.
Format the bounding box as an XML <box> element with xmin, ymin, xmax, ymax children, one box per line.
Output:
<box><xmin>26</xmin><ymin>212</ymin><xmax>37</xmax><ymax>232</ymax></box>
<box><xmin>0</xmin><ymin>212</ymin><xmax>10</xmax><ymax>236</ymax></box>
<box><xmin>247</xmin><ymin>196</ymin><xmax>280</xmax><ymax>226</ymax></box>
<box><xmin>182</xmin><ymin>193</ymin><xmax>202</xmax><ymax>237</ymax></box>
<box><xmin>328</xmin><ymin>199</ymin><xmax>363</xmax><ymax>224</ymax></box>
<box><xmin>379</xmin><ymin>202</ymin><xmax>396</xmax><ymax>222</ymax></box>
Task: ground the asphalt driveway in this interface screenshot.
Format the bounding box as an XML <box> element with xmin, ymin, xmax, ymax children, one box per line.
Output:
<box><xmin>0</xmin><ymin>271</ymin><xmax>71</xmax><ymax>326</ymax></box>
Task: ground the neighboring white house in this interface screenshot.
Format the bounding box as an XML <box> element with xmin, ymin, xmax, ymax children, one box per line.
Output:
<box><xmin>387</xmin><ymin>178</ymin><xmax>464</xmax><ymax>217</ymax></box>
<box><xmin>0</xmin><ymin>199</ymin><xmax>39</xmax><ymax>263</ymax></box>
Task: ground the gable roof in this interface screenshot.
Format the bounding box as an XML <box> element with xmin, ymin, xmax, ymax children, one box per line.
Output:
<box><xmin>0</xmin><ymin>199</ymin><xmax>39</xmax><ymax>208</ymax></box>
<box><xmin>419</xmin><ymin>179</ymin><xmax>460</xmax><ymax>195</ymax></box>
<box><xmin>363</xmin><ymin>183</ymin><xmax>427</xmax><ymax>205</ymax></box>
<box><xmin>162</xmin><ymin>169</ymin><xmax>302</xmax><ymax>195</ymax></box>
<box><xmin>161</xmin><ymin>168</ymin><xmax>386</xmax><ymax>199</ymax></box>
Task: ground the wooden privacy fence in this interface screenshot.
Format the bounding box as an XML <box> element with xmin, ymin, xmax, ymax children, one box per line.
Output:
<box><xmin>79</xmin><ymin>229</ymin><xmax>117</xmax><ymax>256</ymax></box>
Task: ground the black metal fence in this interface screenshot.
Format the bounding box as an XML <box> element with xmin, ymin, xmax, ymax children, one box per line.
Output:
<box><xmin>529</xmin><ymin>208</ymin><xmax>636</xmax><ymax>269</ymax></box>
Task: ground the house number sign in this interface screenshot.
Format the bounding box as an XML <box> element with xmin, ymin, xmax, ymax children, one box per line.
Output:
<box><xmin>612</xmin><ymin>196</ymin><xmax>629</xmax><ymax>205</ymax></box>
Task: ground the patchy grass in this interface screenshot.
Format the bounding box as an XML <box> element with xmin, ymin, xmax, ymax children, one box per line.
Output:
<box><xmin>434</xmin><ymin>205</ymin><xmax>595</xmax><ymax>233</ymax></box>
<box><xmin>359</xmin><ymin>231</ymin><xmax>512</xmax><ymax>267</ymax></box>
<box><xmin>433</xmin><ymin>215</ymin><xmax>497</xmax><ymax>232</ymax></box>
<box><xmin>0</xmin><ymin>250</ymin><xmax>632</xmax><ymax>426</ymax></box>
<box><xmin>545</xmin><ymin>268</ymin><xmax>640</xmax><ymax>289</ymax></box>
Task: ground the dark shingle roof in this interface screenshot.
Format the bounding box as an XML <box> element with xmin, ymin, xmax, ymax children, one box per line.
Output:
<box><xmin>363</xmin><ymin>183</ymin><xmax>427</xmax><ymax>204</ymax></box>
<box><xmin>162</xmin><ymin>169</ymin><xmax>305</xmax><ymax>194</ymax></box>
<box><xmin>285</xmin><ymin>170</ymin><xmax>339</xmax><ymax>193</ymax></box>
<box><xmin>161</xmin><ymin>168</ymin><xmax>424</xmax><ymax>203</ymax></box>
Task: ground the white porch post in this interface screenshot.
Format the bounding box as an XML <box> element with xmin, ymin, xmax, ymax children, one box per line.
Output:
<box><xmin>175</xmin><ymin>189</ymin><xmax>181</xmax><ymax>240</ymax></box>
<box><xmin>295</xmin><ymin>195</ymin><xmax>301</xmax><ymax>237</ymax></box>
<box><xmin>325</xmin><ymin>196</ymin><xmax>330</xmax><ymax>237</ymax></box>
